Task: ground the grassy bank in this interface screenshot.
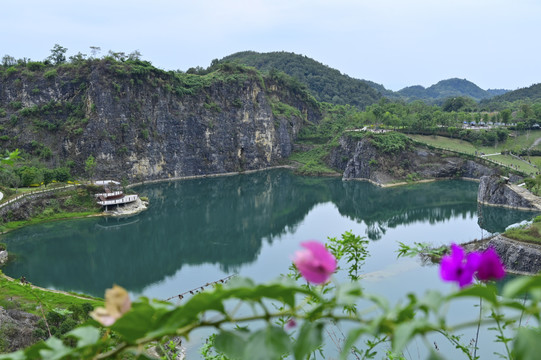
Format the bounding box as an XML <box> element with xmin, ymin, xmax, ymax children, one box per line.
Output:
<box><xmin>407</xmin><ymin>134</ymin><xmax>538</xmax><ymax>175</ymax></box>
<box><xmin>0</xmin><ymin>271</ymin><xmax>102</xmax><ymax>315</ymax></box>
<box><xmin>0</xmin><ymin>211</ymin><xmax>102</xmax><ymax>233</ymax></box>
<box><xmin>503</xmin><ymin>215</ymin><xmax>541</xmax><ymax>244</ymax></box>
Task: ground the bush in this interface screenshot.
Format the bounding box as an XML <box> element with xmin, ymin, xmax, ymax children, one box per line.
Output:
<box><xmin>44</xmin><ymin>69</ymin><xmax>57</xmax><ymax>79</ymax></box>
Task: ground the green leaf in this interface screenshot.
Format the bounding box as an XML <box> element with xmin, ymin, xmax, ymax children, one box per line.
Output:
<box><xmin>335</xmin><ymin>282</ymin><xmax>363</xmax><ymax>306</ymax></box>
<box><xmin>417</xmin><ymin>290</ymin><xmax>444</xmax><ymax>313</ymax></box>
<box><xmin>66</xmin><ymin>326</ymin><xmax>101</xmax><ymax>347</ymax></box>
<box><xmin>215</xmin><ymin>330</ymin><xmax>249</xmax><ymax>359</ymax></box>
<box><xmin>38</xmin><ymin>337</ymin><xmax>72</xmax><ymax>360</ymax></box>
<box><xmin>244</xmin><ymin>326</ymin><xmax>291</xmax><ymax>360</ymax></box>
<box><xmin>512</xmin><ymin>327</ymin><xmax>541</xmax><ymax>360</ymax></box>
<box><xmin>503</xmin><ymin>275</ymin><xmax>541</xmax><ymax>299</ymax></box>
<box><xmin>448</xmin><ymin>284</ymin><xmax>497</xmax><ymax>304</ymax></box>
<box><xmin>111</xmin><ymin>301</ymin><xmax>158</xmax><ymax>343</ymax></box>
<box><xmin>340</xmin><ymin>328</ymin><xmax>366</xmax><ymax>360</ymax></box>
<box><xmin>293</xmin><ymin>321</ymin><xmax>324</xmax><ymax>360</ymax></box>
<box><xmin>0</xmin><ymin>350</ymin><xmax>26</xmax><ymax>360</ymax></box>
<box><xmin>392</xmin><ymin>320</ymin><xmax>425</xmax><ymax>353</ymax></box>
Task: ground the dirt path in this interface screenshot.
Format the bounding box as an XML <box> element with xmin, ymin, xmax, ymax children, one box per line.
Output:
<box><xmin>530</xmin><ymin>136</ymin><xmax>541</xmax><ymax>149</ymax></box>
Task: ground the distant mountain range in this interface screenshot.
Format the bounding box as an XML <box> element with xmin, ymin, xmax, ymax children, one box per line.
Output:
<box><xmin>218</xmin><ymin>51</ymin><xmax>515</xmax><ymax>108</ymax></box>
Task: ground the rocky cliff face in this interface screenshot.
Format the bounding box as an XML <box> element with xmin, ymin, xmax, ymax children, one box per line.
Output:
<box><xmin>478</xmin><ymin>175</ymin><xmax>541</xmax><ymax>210</ymax></box>
<box><xmin>0</xmin><ymin>61</ymin><xmax>321</xmax><ymax>181</ymax></box>
<box><xmin>488</xmin><ymin>235</ymin><xmax>541</xmax><ymax>275</ymax></box>
<box><xmin>330</xmin><ymin>134</ymin><xmax>496</xmax><ymax>184</ymax></box>
<box><xmin>0</xmin><ymin>306</ymin><xmax>40</xmax><ymax>352</ymax></box>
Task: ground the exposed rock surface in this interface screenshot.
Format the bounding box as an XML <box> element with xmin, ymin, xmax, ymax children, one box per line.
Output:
<box><xmin>0</xmin><ymin>250</ymin><xmax>7</xmax><ymax>266</ymax></box>
<box><xmin>478</xmin><ymin>175</ymin><xmax>541</xmax><ymax>210</ymax></box>
<box><xmin>0</xmin><ymin>62</ymin><xmax>321</xmax><ymax>181</ymax></box>
<box><xmin>488</xmin><ymin>235</ymin><xmax>541</xmax><ymax>275</ymax></box>
<box><xmin>330</xmin><ymin>134</ymin><xmax>496</xmax><ymax>185</ymax></box>
<box><xmin>0</xmin><ymin>306</ymin><xmax>40</xmax><ymax>353</ymax></box>
<box><xmin>105</xmin><ymin>197</ymin><xmax>148</xmax><ymax>217</ymax></box>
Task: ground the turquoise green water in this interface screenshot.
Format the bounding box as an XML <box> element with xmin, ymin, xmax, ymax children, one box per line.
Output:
<box><xmin>1</xmin><ymin>170</ymin><xmax>535</xmax><ymax>357</ymax></box>
<box><xmin>2</xmin><ymin>170</ymin><xmax>532</xmax><ymax>298</ymax></box>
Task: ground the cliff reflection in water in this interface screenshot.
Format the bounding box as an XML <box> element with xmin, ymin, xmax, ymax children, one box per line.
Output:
<box><xmin>2</xmin><ymin>170</ymin><xmax>534</xmax><ymax>297</ymax></box>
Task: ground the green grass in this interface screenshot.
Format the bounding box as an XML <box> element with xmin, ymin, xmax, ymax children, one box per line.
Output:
<box><xmin>503</xmin><ymin>221</ymin><xmax>541</xmax><ymax>245</ymax></box>
<box><xmin>0</xmin><ymin>271</ymin><xmax>102</xmax><ymax>315</ymax></box>
<box><xmin>407</xmin><ymin>131</ymin><xmax>541</xmax><ymax>154</ymax></box>
<box><xmin>487</xmin><ymin>155</ymin><xmax>537</xmax><ymax>175</ymax></box>
<box><xmin>0</xmin><ymin>211</ymin><xmax>101</xmax><ymax>233</ymax></box>
<box><xmin>289</xmin><ymin>145</ymin><xmax>338</xmax><ymax>175</ymax></box>
<box><xmin>406</xmin><ymin>134</ymin><xmax>539</xmax><ymax>175</ymax></box>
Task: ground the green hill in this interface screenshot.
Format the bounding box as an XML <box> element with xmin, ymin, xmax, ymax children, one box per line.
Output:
<box><xmin>398</xmin><ymin>78</ymin><xmax>504</xmax><ymax>103</ymax></box>
<box><xmin>481</xmin><ymin>83</ymin><xmax>541</xmax><ymax>105</ymax></box>
<box><xmin>218</xmin><ymin>51</ymin><xmax>385</xmax><ymax>109</ymax></box>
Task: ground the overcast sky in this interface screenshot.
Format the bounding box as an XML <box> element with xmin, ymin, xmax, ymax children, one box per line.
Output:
<box><xmin>2</xmin><ymin>0</ymin><xmax>540</xmax><ymax>91</ymax></box>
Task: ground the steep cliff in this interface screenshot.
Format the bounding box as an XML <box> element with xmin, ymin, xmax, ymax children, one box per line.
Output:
<box><xmin>330</xmin><ymin>132</ymin><xmax>496</xmax><ymax>185</ymax></box>
<box><xmin>0</xmin><ymin>60</ymin><xmax>321</xmax><ymax>181</ymax></box>
<box><xmin>478</xmin><ymin>175</ymin><xmax>541</xmax><ymax>210</ymax></box>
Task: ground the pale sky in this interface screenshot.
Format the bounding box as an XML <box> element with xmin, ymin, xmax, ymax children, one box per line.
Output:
<box><xmin>2</xmin><ymin>0</ymin><xmax>540</xmax><ymax>91</ymax></box>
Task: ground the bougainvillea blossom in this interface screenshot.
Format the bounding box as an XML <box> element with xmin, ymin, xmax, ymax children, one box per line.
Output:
<box><xmin>439</xmin><ymin>243</ymin><xmax>481</xmax><ymax>288</ymax></box>
<box><xmin>294</xmin><ymin>241</ymin><xmax>337</xmax><ymax>284</ymax></box>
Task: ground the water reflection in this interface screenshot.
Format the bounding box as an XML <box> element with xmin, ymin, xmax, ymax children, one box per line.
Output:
<box><xmin>2</xmin><ymin>170</ymin><xmax>535</xmax><ymax>297</ymax></box>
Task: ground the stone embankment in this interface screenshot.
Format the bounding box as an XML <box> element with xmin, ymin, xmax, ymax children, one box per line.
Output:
<box><xmin>466</xmin><ymin>235</ymin><xmax>541</xmax><ymax>275</ymax></box>
<box><xmin>478</xmin><ymin>175</ymin><xmax>541</xmax><ymax>211</ymax></box>
<box><xmin>105</xmin><ymin>197</ymin><xmax>149</xmax><ymax>217</ymax></box>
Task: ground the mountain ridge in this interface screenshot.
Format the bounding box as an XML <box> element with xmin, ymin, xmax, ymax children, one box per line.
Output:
<box><xmin>218</xmin><ymin>51</ymin><xmax>509</xmax><ymax>106</ymax></box>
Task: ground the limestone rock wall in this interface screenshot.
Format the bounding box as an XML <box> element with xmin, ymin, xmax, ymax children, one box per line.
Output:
<box><xmin>0</xmin><ymin>62</ymin><xmax>321</xmax><ymax>181</ymax></box>
<box><xmin>0</xmin><ymin>306</ymin><xmax>40</xmax><ymax>352</ymax></box>
<box><xmin>488</xmin><ymin>235</ymin><xmax>541</xmax><ymax>275</ymax></box>
<box><xmin>478</xmin><ymin>175</ymin><xmax>541</xmax><ymax>210</ymax></box>
<box><xmin>330</xmin><ymin>135</ymin><xmax>496</xmax><ymax>185</ymax></box>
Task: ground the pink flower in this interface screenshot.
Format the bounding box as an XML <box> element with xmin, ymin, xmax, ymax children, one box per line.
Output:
<box><xmin>476</xmin><ymin>248</ymin><xmax>505</xmax><ymax>281</ymax></box>
<box><xmin>285</xmin><ymin>318</ymin><xmax>297</xmax><ymax>330</ymax></box>
<box><xmin>294</xmin><ymin>241</ymin><xmax>337</xmax><ymax>284</ymax></box>
<box><xmin>440</xmin><ymin>244</ymin><xmax>506</xmax><ymax>288</ymax></box>
<box><xmin>440</xmin><ymin>244</ymin><xmax>481</xmax><ymax>288</ymax></box>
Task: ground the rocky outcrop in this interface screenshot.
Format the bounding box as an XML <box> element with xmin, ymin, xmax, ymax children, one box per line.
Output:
<box><xmin>478</xmin><ymin>175</ymin><xmax>541</xmax><ymax>210</ymax></box>
<box><xmin>488</xmin><ymin>235</ymin><xmax>541</xmax><ymax>275</ymax></box>
<box><xmin>330</xmin><ymin>134</ymin><xmax>496</xmax><ymax>185</ymax></box>
<box><xmin>105</xmin><ymin>197</ymin><xmax>148</xmax><ymax>217</ymax></box>
<box><xmin>0</xmin><ymin>250</ymin><xmax>7</xmax><ymax>266</ymax></box>
<box><xmin>0</xmin><ymin>61</ymin><xmax>322</xmax><ymax>181</ymax></box>
<box><xmin>0</xmin><ymin>306</ymin><xmax>40</xmax><ymax>352</ymax></box>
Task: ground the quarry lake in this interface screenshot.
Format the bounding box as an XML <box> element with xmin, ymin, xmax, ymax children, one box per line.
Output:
<box><xmin>1</xmin><ymin>169</ymin><xmax>535</xmax><ymax>356</ymax></box>
<box><xmin>3</xmin><ymin>169</ymin><xmax>534</xmax><ymax>298</ymax></box>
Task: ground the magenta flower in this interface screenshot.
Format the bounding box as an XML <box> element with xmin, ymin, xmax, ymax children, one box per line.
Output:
<box><xmin>476</xmin><ymin>248</ymin><xmax>505</xmax><ymax>281</ymax></box>
<box><xmin>440</xmin><ymin>243</ymin><xmax>481</xmax><ymax>288</ymax></box>
<box><xmin>294</xmin><ymin>241</ymin><xmax>337</xmax><ymax>284</ymax></box>
<box><xmin>285</xmin><ymin>318</ymin><xmax>297</xmax><ymax>330</ymax></box>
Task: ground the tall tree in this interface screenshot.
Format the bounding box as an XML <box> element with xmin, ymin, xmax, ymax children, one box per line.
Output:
<box><xmin>48</xmin><ymin>44</ymin><xmax>67</xmax><ymax>65</ymax></box>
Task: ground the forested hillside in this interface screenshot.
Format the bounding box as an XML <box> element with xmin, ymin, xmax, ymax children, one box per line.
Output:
<box><xmin>397</xmin><ymin>78</ymin><xmax>505</xmax><ymax>103</ymax></box>
<box><xmin>481</xmin><ymin>83</ymin><xmax>541</xmax><ymax>108</ymax></box>
<box><xmin>218</xmin><ymin>51</ymin><xmax>385</xmax><ymax>109</ymax></box>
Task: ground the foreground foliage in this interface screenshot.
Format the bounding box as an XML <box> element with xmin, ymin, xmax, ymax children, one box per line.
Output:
<box><xmin>1</xmin><ymin>233</ymin><xmax>541</xmax><ymax>360</ymax></box>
